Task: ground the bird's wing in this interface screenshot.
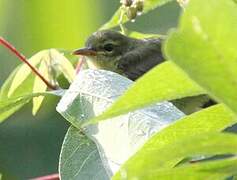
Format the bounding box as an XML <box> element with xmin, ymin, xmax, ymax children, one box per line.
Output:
<box><xmin>118</xmin><ymin>39</ymin><xmax>164</xmax><ymax>80</ymax></box>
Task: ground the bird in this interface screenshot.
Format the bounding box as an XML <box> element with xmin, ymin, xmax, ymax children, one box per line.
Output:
<box><xmin>72</xmin><ymin>30</ymin><xmax>164</xmax><ymax>81</ymax></box>
<box><xmin>73</xmin><ymin>30</ymin><xmax>214</xmax><ymax>114</ymax></box>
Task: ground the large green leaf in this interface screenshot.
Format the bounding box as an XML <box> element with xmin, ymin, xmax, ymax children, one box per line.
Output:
<box><xmin>114</xmin><ymin>132</ymin><xmax>237</xmax><ymax>179</ymax></box>
<box><xmin>85</xmin><ymin>61</ymin><xmax>203</xmax><ymax>125</ymax></box>
<box><xmin>165</xmin><ymin>0</ymin><xmax>237</xmax><ymax>114</ymax></box>
<box><xmin>101</xmin><ymin>0</ymin><xmax>174</xmax><ymax>29</ymax></box>
<box><xmin>113</xmin><ymin>105</ymin><xmax>236</xmax><ymax>179</ymax></box>
<box><xmin>124</xmin><ymin>157</ymin><xmax>237</xmax><ymax>180</ymax></box>
<box><xmin>59</xmin><ymin>126</ymin><xmax>109</xmax><ymax>180</ymax></box>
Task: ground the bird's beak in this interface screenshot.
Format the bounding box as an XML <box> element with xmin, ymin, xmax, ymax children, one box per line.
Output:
<box><xmin>72</xmin><ymin>47</ymin><xmax>97</xmax><ymax>56</ymax></box>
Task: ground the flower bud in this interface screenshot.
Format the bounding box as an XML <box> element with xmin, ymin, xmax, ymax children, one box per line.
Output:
<box><xmin>135</xmin><ymin>0</ymin><xmax>144</xmax><ymax>12</ymax></box>
<box><xmin>120</xmin><ymin>0</ymin><xmax>133</xmax><ymax>7</ymax></box>
<box><xmin>126</xmin><ymin>7</ymin><xmax>137</xmax><ymax>20</ymax></box>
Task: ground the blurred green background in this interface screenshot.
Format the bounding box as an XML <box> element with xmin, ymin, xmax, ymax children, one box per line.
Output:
<box><xmin>0</xmin><ymin>1</ymin><xmax>180</xmax><ymax>179</ymax></box>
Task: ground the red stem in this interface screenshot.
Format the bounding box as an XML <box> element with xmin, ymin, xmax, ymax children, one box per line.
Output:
<box><xmin>31</xmin><ymin>173</ymin><xmax>59</xmax><ymax>180</ymax></box>
<box><xmin>0</xmin><ymin>37</ymin><xmax>58</xmax><ymax>90</ymax></box>
<box><xmin>75</xmin><ymin>56</ymin><xmax>85</xmax><ymax>74</ymax></box>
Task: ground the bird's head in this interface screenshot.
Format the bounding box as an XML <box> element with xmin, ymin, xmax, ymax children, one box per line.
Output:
<box><xmin>73</xmin><ymin>30</ymin><xmax>131</xmax><ymax>71</ymax></box>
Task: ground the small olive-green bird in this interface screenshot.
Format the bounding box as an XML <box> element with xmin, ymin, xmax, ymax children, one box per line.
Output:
<box><xmin>73</xmin><ymin>30</ymin><xmax>213</xmax><ymax>114</ymax></box>
<box><xmin>73</xmin><ymin>30</ymin><xmax>164</xmax><ymax>81</ymax></box>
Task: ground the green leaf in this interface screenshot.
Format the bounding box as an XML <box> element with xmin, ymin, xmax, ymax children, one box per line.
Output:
<box><xmin>165</xmin><ymin>0</ymin><xmax>237</xmax><ymax>114</ymax></box>
<box><xmin>113</xmin><ymin>105</ymin><xmax>236</xmax><ymax>179</ymax></box>
<box><xmin>114</xmin><ymin>132</ymin><xmax>237</xmax><ymax>179</ymax></box>
<box><xmin>1</xmin><ymin>66</ymin><xmax>24</xmax><ymax>99</ymax></box>
<box><xmin>49</xmin><ymin>49</ymin><xmax>75</xmax><ymax>83</ymax></box>
<box><xmin>0</xmin><ymin>65</ymin><xmax>35</xmax><ymax>100</ymax></box>
<box><xmin>143</xmin><ymin>0</ymin><xmax>174</xmax><ymax>12</ymax></box>
<box><xmin>0</xmin><ymin>66</ymin><xmax>35</xmax><ymax>122</ymax></box>
<box><xmin>171</xmin><ymin>95</ymin><xmax>210</xmax><ymax>115</ymax></box>
<box><xmin>7</xmin><ymin>50</ymin><xmax>45</xmax><ymax>97</ymax></box>
<box><xmin>129</xmin><ymin>157</ymin><xmax>237</xmax><ymax>180</ymax></box>
<box><xmin>86</xmin><ymin>61</ymin><xmax>204</xmax><ymax>125</ymax></box>
<box><xmin>59</xmin><ymin>126</ymin><xmax>109</xmax><ymax>180</ymax></box>
<box><xmin>101</xmin><ymin>0</ymin><xmax>174</xmax><ymax>29</ymax></box>
<box><xmin>32</xmin><ymin>60</ymin><xmax>49</xmax><ymax>115</ymax></box>
<box><xmin>0</xmin><ymin>92</ymin><xmax>51</xmax><ymax>123</ymax></box>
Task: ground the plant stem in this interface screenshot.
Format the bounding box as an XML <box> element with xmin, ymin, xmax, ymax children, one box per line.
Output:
<box><xmin>0</xmin><ymin>37</ymin><xmax>58</xmax><ymax>90</ymax></box>
<box><xmin>119</xmin><ymin>8</ymin><xmax>127</xmax><ymax>35</ymax></box>
<box><xmin>31</xmin><ymin>173</ymin><xmax>59</xmax><ymax>180</ymax></box>
<box><xmin>75</xmin><ymin>56</ymin><xmax>85</xmax><ymax>74</ymax></box>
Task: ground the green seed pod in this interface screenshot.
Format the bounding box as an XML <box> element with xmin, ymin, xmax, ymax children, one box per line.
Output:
<box><xmin>120</xmin><ymin>0</ymin><xmax>133</xmax><ymax>7</ymax></box>
<box><xmin>126</xmin><ymin>7</ymin><xmax>137</xmax><ymax>20</ymax></box>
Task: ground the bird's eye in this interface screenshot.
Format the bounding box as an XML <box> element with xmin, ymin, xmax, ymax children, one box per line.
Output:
<box><xmin>104</xmin><ymin>43</ymin><xmax>114</xmax><ymax>52</ymax></box>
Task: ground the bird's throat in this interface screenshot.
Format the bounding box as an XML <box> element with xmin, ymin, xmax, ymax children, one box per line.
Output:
<box><xmin>85</xmin><ymin>56</ymin><xmax>121</xmax><ymax>74</ymax></box>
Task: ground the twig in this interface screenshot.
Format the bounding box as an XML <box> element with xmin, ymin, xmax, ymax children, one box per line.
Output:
<box><xmin>0</xmin><ymin>37</ymin><xmax>58</xmax><ymax>90</ymax></box>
